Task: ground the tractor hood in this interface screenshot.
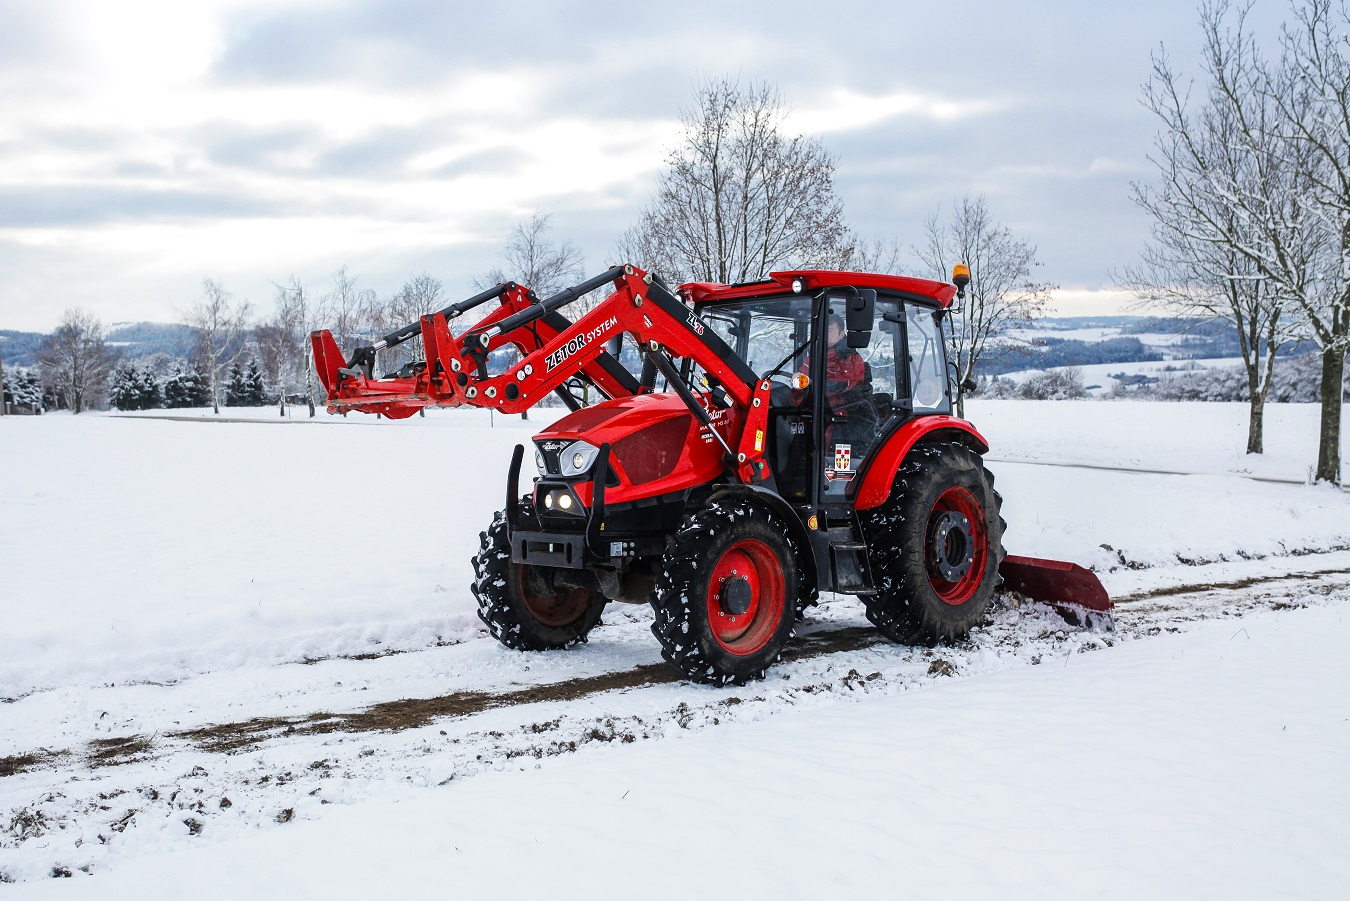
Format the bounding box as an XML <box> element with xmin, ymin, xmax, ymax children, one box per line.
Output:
<box><xmin>532</xmin><ymin>393</ymin><xmax>732</xmax><ymax>499</ymax></box>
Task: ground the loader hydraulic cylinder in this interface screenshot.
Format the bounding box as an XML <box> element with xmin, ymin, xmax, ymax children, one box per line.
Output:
<box><xmin>374</xmin><ymin>281</ymin><xmax>519</xmax><ymax>352</ymax></box>
<box><xmin>478</xmin><ymin>265</ymin><xmax>628</xmax><ymax>341</ymax></box>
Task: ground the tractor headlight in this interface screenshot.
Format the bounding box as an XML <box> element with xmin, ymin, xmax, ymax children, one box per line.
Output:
<box><xmin>535</xmin><ymin>449</ymin><xmax>546</xmax><ymax>475</ymax></box>
<box><xmin>557</xmin><ymin>493</ymin><xmax>573</xmax><ymax>510</ymax></box>
<box><xmin>560</xmin><ymin>440</ymin><xmax>600</xmax><ymax>477</ymax></box>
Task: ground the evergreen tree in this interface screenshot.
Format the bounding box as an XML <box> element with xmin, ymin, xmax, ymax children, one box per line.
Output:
<box><xmin>109</xmin><ymin>361</ymin><xmax>142</xmax><ymax>410</ymax></box>
<box><xmin>225</xmin><ymin>361</ymin><xmax>246</xmax><ymax>407</ymax></box>
<box><xmin>162</xmin><ymin>360</ymin><xmax>207</xmax><ymax>408</ymax></box>
<box><xmin>2</xmin><ymin>365</ymin><xmax>44</xmax><ymax>412</ymax></box>
<box><xmin>243</xmin><ymin>357</ymin><xmax>268</xmax><ymax>406</ymax></box>
<box><xmin>136</xmin><ymin>361</ymin><xmax>163</xmax><ymax>410</ymax></box>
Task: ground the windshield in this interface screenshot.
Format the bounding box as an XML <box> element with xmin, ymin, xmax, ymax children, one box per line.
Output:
<box><xmin>701</xmin><ymin>295</ymin><xmax>815</xmax><ymax>379</ymax></box>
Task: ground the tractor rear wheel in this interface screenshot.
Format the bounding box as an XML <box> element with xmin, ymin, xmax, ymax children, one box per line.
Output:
<box><xmin>472</xmin><ymin>505</ymin><xmax>607</xmax><ymax>651</ymax></box>
<box><xmin>862</xmin><ymin>442</ymin><xmax>1005</xmax><ymax>645</ymax></box>
<box><xmin>650</xmin><ymin>498</ymin><xmax>799</xmax><ymax>685</ymax></box>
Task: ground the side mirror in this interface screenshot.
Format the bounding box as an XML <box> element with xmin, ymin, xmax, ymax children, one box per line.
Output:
<box><xmin>845</xmin><ymin>288</ymin><xmax>876</xmax><ymax>348</ymax></box>
<box><xmin>961</xmin><ymin>377</ymin><xmax>978</xmax><ymax>393</ymax></box>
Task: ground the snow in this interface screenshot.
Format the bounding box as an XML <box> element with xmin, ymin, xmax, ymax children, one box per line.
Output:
<box><xmin>1</xmin><ymin>400</ymin><xmax>1348</xmax><ymax>894</ymax></box>
<box><xmin>7</xmin><ymin>602</ymin><xmax>1348</xmax><ymax>899</ymax></box>
<box><xmin>968</xmin><ymin>398</ymin><xmax>1347</xmax><ymax>483</ymax></box>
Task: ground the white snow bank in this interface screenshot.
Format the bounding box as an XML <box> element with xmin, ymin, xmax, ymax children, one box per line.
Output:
<box><xmin>8</xmin><ymin>603</ymin><xmax>1346</xmax><ymax>900</ymax></box>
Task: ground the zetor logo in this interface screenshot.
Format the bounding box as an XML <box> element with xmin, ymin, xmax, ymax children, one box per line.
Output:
<box><xmin>541</xmin><ymin>441</ymin><xmax>565</xmax><ymax>452</ymax></box>
<box><xmin>546</xmin><ymin>316</ymin><xmax>618</xmax><ymax>370</ymax></box>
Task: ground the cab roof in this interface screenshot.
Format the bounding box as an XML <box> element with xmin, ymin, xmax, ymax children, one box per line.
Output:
<box><xmin>680</xmin><ymin>270</ymin><xmax>957</xmax><ymax>308</ymax></box>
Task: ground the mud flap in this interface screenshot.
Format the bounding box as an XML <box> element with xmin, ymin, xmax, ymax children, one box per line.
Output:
<box><xmin>999</xmin><ymin>554</ymin><xmax>1114</xmax><ymax>631</ymax></box>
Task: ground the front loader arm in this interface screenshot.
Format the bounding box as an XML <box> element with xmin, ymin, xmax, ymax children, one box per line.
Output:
<box><xmin>454</xmin><ymin>265</ymin><xmax>777</xmax><ymax>484</ymax></box>
<box><xmin>312</xmin><ymin>261</ymin><xmax>778</xmax><ymax>485</ymax></box>
<box><xmin>311</xmin><ymin>278</ymin><xmax>638</xmax><ymax>418</ymax></box>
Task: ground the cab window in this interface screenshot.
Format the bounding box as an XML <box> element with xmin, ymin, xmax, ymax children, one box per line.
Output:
<box><xmin>906</xmin><ymin>304</ymin><xmax>950</xmax><ymax>414</ymax></box>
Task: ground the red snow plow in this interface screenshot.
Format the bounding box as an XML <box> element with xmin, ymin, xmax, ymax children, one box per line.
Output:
<box><xmin>312</xmin><ymin>264</ymin><xmax>1112</xmax><ymax>684</ymax></box>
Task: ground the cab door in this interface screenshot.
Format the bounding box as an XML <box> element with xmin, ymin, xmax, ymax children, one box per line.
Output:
<box><xmin>817</xmin><ymin>295</ymin><xmax>901</xmax><ymax>504</ymax></box>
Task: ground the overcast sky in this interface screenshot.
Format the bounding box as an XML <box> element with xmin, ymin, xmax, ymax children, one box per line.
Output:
<box><xmin>0</xmin><ymin>0</ymin><xmax>1293</xmax><ymax>332</ymax></box>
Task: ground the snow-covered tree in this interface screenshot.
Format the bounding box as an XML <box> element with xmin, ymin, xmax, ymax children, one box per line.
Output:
<box><xmin>110</xmin><ymin>361</ymin><xmax>145</xmax><ymax>411</ymax></box>
<box><xmin>1129</xmin><ymin>12</ymin><xmax>1302</xmax><ymax>455</ymax></box>
<box><xmin>224</xmin><ymin>360</ymin><xmax>247</xmax><ymax>407</ymax></box>
<box><xmin>163</xmin><ymin>360</ymin><xmax>208</xmax><ymax>408</ymax></box>
<box><xmin>36</xmin><ymin>308</ymin><xmax>118</xmax><ymax>413</ymax></box>
<box><xmin>258</xmin><ymin>276</ymin><xmax>321</xmax><ymax>416</ymax></box>
<box><xmin>2</xmin><ymin>365</ymin><xmax>44</xmax><ymax>413</ymax></box>
<box><xmin>243</xmin><ymin>357</ymin><xmax>268</xmax><ymax>406</ymax></box>
<box><xmin>183</xmin><ymin>278</ymin><xmax>251</xmax><ymax>415</ymax></box>
<box><xmin>1142</xmin><ymin>1</ymin><xmax>1347</xmax><ymax>481</ymax></box>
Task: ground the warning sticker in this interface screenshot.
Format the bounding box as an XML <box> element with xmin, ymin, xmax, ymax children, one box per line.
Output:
<box><xmin>754</xmin><ymin>429</ymin><xmax>764</xmax><ymax>452</ymax></box>
<box><xmin>834</xmin><ymin>444</ymin><xmax>852</xmax><ymax>472</ymax></box>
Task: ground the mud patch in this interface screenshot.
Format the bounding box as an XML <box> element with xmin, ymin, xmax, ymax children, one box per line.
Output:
<box><xmin>1</xmin><ymin>752</ymin><xmax>55</xmax><ymax>779</ymax></box>
<box><xmin>175</xmin><ymin>662</ymin><xmax>680</xmax><ymax>753</ymax></box>
<box><xmin>86</xmin><ymin>736</ymin><xmax>154</xmax><ymax>768</ymax></box>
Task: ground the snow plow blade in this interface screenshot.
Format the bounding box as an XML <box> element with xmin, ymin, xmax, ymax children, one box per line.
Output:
<box><xmin>998</xmin><ymin>555</ymin><xmax>1114</xmax><ymax>631</ymax></box>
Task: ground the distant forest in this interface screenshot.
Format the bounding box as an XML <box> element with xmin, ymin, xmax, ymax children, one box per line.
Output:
<box><xmin>0</xmin><ymin>323</ymin><xmax>194</xmax><ymax>367</ymax></box>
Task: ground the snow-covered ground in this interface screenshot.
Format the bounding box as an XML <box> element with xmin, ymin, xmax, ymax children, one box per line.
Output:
<box><xmin>969</xmin><ymin>398</ymin><xmax>1345</xmax><ymax>484</ymax></box>
<box><xmin>10</xmin><ymin>596</ymin><xmax>1348</xmax><ymax>900</ymax></box>
<box><xmin>2</xmin><ymin>401</ymin><xmax>1348</xmax><ymax>894</ymax></box>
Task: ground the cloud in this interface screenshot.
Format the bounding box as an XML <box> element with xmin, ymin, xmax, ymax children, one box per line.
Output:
<box><xmin>795</xmin><ymin>87</ymin><xmax>1002</xmax><ymax>134</ymax></box>
<box><xmin>0</xmin><ymin>185</ymin><xmax>281</xmax><ymax>228</ymax></box>
<box><xmin>0</xmin><ymin>0</ymin><xmax>1249</xmax><ymax>331</ymax></box>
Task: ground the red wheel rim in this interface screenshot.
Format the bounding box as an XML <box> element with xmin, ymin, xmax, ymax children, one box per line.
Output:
<box><xmin>705</xmin><ymin>539</ymin><xmax>786</xmax><ymax>656</ymax></box>
<box><xmin>926</xmin><ymin>486</ymin><xmax>988</xmax><ymax>606</ymax></box>
<box><xmin>517</xmin><ymin>564</ymin><xmax>591</xmax><ymax>626</ymax></box>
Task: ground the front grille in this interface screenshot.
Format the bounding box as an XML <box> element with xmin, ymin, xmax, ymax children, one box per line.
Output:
<box><xmin>612</xmin><ymin>415</ymin><xmax>690</xmax><ymax>485</ymax></box>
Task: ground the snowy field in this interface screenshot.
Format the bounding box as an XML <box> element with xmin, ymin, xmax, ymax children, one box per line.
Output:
<box><xmin>1</xmin><ymin>401</ymin><xmax>1348</xmax><ymax>895</ymax></box>
<box><xmin>998</xmin><ymin>356</ymin><xmax>1246</xmax><ymax>395</ymax></box>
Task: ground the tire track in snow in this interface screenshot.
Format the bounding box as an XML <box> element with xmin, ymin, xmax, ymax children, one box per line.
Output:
<box><xmin>987</xmin><ymin>454</ymin><xmax>1349</xmax><ymax>488</ymax></box>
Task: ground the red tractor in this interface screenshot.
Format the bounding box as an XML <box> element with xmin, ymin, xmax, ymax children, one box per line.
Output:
<box><xmin>312</xmin><ymin>264</ymin><xmax>1110</xmax><ymax>684</ymax></box>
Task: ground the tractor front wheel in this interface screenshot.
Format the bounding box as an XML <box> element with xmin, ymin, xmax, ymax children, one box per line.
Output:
<box><xmin>650</xmin><ymin>499</ymin><xmax>798</xmax><ymax>685</ymax></box>
<box><xmin>862</xmin><ymin>442</ymin><xmax>1006</xmax><ymax>645</ymax></box>
<box><xmin>472</xmin><ymin>507</ymin><xmax>607</xmax><ymax>651</ymax></box>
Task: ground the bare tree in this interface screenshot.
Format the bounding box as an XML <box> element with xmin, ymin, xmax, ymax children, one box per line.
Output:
<box><xmin>1140</xmin><ymin>1</ymin><xmax>1344</xmax><ymax>482</ymax></box>
<box><xmin>1128</xmin><ymin>12</ymin><xmax>1303</xmax><ymax>455</ymax></box>
<box><xmin>382</xmin><ymin>272</ymin><xmax>445</xmax><ymax>369</ymax></box>
<box><xmin>917</xmin><ymin>196</ymin><xmax>1054</xmax><ymax>417</ymax></box>
<box><xmin>183</xmin><ymin>278</ymin><xmax>252</xmax><ymax>414</ymax></box>
<box><xmin>257</xmin><ymin>277</ymin><xmax>319</xmax><ymax>416</ymax></box>
<box><xmin>1272</xmin><ymin>0</ymin><xmax>1350</xmax><ymax>483</ymax></box>
<box><xmin>617</xmin><ymin>77</ymin><xmax>853</xmax><ymax>286</ymax></box>
<box><xmin>477</xmin><ymin>213</ymin><xmax>584</xmax><ymax>297</ymax></box>
<box><xmin>851</xmin><ymin>237</ymin><xmax>906</xmax><ymax>275</ymax></box>
<box><xmin>36</xmin><ymin>308</ymin><xmax>117</xmax><ymax>413</ymax></box>
<box><xmin>1120</xmin><ymin>250</ymin><xmax>1292</xmax><ymax>454</ymax></box>
<box><xmin>322</xmin><ymin>266</ymin><xmax>378</xmax><ymax>358</ymax></box>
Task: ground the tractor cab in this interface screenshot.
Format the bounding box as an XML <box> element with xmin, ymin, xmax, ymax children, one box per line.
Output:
<box><xmin>696</xmin><ymin>277</ymin><xmax>955</xmax><ymax>511</ymax></box>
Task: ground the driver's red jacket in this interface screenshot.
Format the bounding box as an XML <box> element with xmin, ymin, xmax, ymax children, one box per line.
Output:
<box><xmin>799</xmin><ymin>346</ymin><xmax>867</xmax><ymax>411</ymax></box>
